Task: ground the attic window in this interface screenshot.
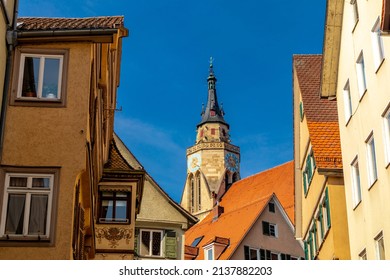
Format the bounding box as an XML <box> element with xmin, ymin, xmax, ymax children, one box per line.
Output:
<box><xmin>210</xmin><ymin>110</ymin><xmax>216</xmax><ymax>116</ymax></box>
<box><xmin>191</xmin><ymin>236</ymin><xmax>204</xmax><ymax>247</ymax></box>
<box><xmin>268</xmin><ymin>202</ymin><xmax>275</xmax><ymax>213</ymax></box>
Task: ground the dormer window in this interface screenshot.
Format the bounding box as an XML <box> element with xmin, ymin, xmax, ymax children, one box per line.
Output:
<box><xmin>99</xmin><ymin>191</ymin><xmax>131</xmax><ymax>223</ymax></box>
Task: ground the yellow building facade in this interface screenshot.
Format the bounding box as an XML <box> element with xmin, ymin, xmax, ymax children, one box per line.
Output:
<box><xmin>293</xmin><ymin>54</ymin><xmax>350</xmax><ymax>260</ymax></box>
<box><xmin>0</xmin><ymin>16</ymin><xmax>145</xmax><ymax>260</ymax></box>
<box><xmin>335</xmin><ymin>0</ymin><xmax>390</xmax><ymax>259</ymax></box>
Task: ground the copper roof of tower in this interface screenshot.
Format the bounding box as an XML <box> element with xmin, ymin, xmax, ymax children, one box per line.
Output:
<box><xmin>197</xmin><ymin>60</ymin><xmax>229</xmax><ymax>128</ymax></box>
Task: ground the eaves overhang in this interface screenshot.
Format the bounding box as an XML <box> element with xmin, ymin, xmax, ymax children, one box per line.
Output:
<box><xmin>320</xmin><ymin>0</ymin><xmax>344</xmax><ymax>98</ymax></box>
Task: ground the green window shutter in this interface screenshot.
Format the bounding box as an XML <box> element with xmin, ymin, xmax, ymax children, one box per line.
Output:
<box><xmin>325</xmin><ymin>188</ymin><xmax>331</xmax><ymax>228</ymax></box>
<box><xmin>318</xmin><ymin>211</ymin><xmax>324</xmax><ymax>239</ymax></box>
<box><xmin>244</xmin><ymin>246</ymin><xmax>250</xmax><ymax>260</ymax></box>
<box><xmin>306</xmin><ymin>156</ymin><xmax>312</xmax><ymax>183</ymax></box>
<box><xmin>299</xmin><ymin>102</ymin><xmax>304</xmax><ymax>121</ymax></box>
<box><xmin>312</xmin><ymin>222</ymin><xmax>317</xmax><ymax>251</ymax></box>
<box><xmin>304</xmin><ymin>241</ymin><xmax>308</xmax><ymax>260</ymax></box>
<box><xmin>165</xmin><ymin>231</ymin><xmax>177</xmax><ymax>259</ymax></box>
<box><xmin>303</xmin><ymin>171</ymin><xmax>308</xmax><ymax>195</ymax></box>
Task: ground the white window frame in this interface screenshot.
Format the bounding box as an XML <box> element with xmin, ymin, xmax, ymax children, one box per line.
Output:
<box><xmin>356</xmin><ymin>52</ymin><xmax>367</xmax><ymax>98</ymax></box>
<box><xmin>140</xmin><ymin>229</ymin><xmax>163</xmax><ymax>257</ymax></box>
<box><xmin>249</xmin><ymin>247</ymin><xmax>259</xmax><ymax>260</ymax></box>
<box><xmin>375</xmin><ymin>232</ymin><xmax>385</xmax><ymax>260</ymax></box>
<box><xmin>366</xmin><ymin>134</ymin><xmax>378</xmax><ymax>187</ymax></box>
<box><xmin>204</xmin><ymin>245</ymin><xmax>214</xmax><ymax>260</ymax></box>
<box><xmin>351</xmin><ymin>0</ymin><xmax>359</xmax><ymax>29</ymax></box>
<box><xmin>383</xmin><ymin>105</ymin><xmax>390</xmax><ymax>165</ymax></box>
<box><xmin>351</xmin><ymin>156</ymin><xmax>362</xmax><ymax>207</ymax></box>
<box><xmin>371</xmin><ymin>17</ymin><xmax>385</xmax><ymax>71</ymax></box>
<box><xmin>343</xmin><ymin>80</ymin><xmax>353</xmax><ymax>123</ymax></box>
<box><xmin>0</xmin><ymin>173</ymin><xmax>54</xmax><ymax>239</ymax></box>
<box><xmin>17</xmin><ymin>53</ymin><xmax>64</xmax><ymax>100</ymax></box>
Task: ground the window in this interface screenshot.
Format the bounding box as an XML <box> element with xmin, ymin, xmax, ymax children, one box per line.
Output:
<box><xmin>343</xmin><ymin>80</ymin><xmax>353</xmax><ymax>123</ymax></box>
<box><xmin>351</xmin><ymin>0</ymin><xmax>359</xmax><ymax>29</ymax></box>
<box><xmin>268</xmin><ymin>202</ymin><xmax>275</xmax><ymax>213</ymax></box>
<box><xmin>249</xmin><ymin>248</ymin><xmax>258</xmax><ymax>260</ymax></box>
<box><xmin>11</xmin><ymin>48</ymin><xmax>69</xmax><ymax>107</ymax></box>
<box><xmin>356</xmin><ymin>52</ymin><xmax>367</xmax><ymax>97</ymax></box>
<box><xmin>371</xmin><ymin>18</ymin><xmax>385</xmax><ymax>70</ymax></box>
<box><xmin>99</xmin><ymin>191</ymin><xmax>130</xmax><ymax>223</ymax></box>
<box><xmin>0</xmin><ymin>171</ymin><xmax>57</xmax><ymax>242</ymax></box>
<box><xmin>351</xmin><ymin>157</ymin><xmax>362</xmax><ymax>207</ymax></box>
<box><xmin>299</xmin><ymin>101</ymin><xmax>304</xmax><ymax>121</ymax></box>
<box><xmin>262</xmin><ymin>221</ymin><xmax>278</xmax><ymax>237</ymax></box>
<box><xmin>383</xmin><ymin>106</ymin><xmax>390</xmax><ymax>165</ymax></box>
<box><xmin>321</xmin><ymin>188</ymin><xmax>331</xmax><ymax>234</ymax></box>
<box><xmin>303</xmin><ymin>148</ymin><xmax>316</xmax><ymax>195</ymax></box>
<box><xmin>366</xmin><ymin>134</ymin><xmax>378</xmax><ymax>187</ymax></box>
<box><xmin>205</xmin><ymin>246</ymin><xmax>214</xmax><ymax>260</ymax></box>
<box><xmin>191</xmin><ymin>236</ymin><xmax>204</xmax><ymax>247</ymax></box>
<box><xmin>140</xmin><ymin>229</ymin><xmax>163</xmax><ymax>257</ymax></box>
<box><xmin>375</xmin><ymin>232</ymin><xmax>385</xmax><ymax>260</ymax></box>
<box><xmin>196</xmin><ymin>173</ymin><xmax>201</xmax><ymax>211</ymax></box>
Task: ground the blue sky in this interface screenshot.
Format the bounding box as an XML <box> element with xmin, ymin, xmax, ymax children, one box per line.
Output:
<box><xmin>19</xmin><ymin>0</ymin><xmax>326</xmax><ymax>203</ymax></box>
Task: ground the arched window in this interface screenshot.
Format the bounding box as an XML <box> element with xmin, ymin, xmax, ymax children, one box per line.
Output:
<box><xmin>225</xmin><ymin>171</ymin><xmax>231</xmax><ymax>191</ymax></box>
<box><xmin>232</xmin><ymin>172</ymin><xmax>239</xmax><ymax>183</ymax></box>
<box><xmin>189</xmin><ymin>175</ymin><xmax>195</xmax><ymax>213</ymax></box>
<box><xmin>196</xmin><ymin>172</ymin><xmax>201</xmax><ymax>211</ymax></box>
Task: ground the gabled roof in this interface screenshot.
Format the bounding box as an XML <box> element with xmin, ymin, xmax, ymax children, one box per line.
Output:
<box><xmin>17</xmin><ymin>16</ymin><xmax>125</xmax><ymax>31</ymax></box>
<box><xmin>293</xmin><ymin>55</ymin><xmax>342</xmax><ymax>170</ymax></box>
<box><xmin>114</xmin><ymin>133</ymin><xmax>198</xmax><ymax>225</ymax></box>
<box><xmin>185</xmin><ymin>161</ymin><xmax>294</xmax><ymax>260</ymax></box>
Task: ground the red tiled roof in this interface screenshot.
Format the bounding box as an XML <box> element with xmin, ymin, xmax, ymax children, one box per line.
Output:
<box><xmin>185</xmin><ymin>161</ymin><xmax>294</xmax><ymax>260</ymax></box>
<box><xmin>17</xmin><ymin>16</ymin><xmax>124</xmax><ymax>31</ymax></box>
<box><xmin>293</xmin><ymin>55</ymin><xmax>342</xmax><ymax>169</ymax></box>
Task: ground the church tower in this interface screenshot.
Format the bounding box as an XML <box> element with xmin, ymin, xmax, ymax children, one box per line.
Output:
<box><xmin>181</xmin><ymin>59</ymin><xmax>240</xmax><ymax>221</ymax></box>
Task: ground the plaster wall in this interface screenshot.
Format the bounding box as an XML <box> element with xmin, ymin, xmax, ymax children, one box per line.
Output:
<box><xmin>337</xmin><ymin>0</ymin><xmax>390</xmax><ymax>259</ymax></box>
<box><xmin>0</xmin><ymin>42</ymin><xmax>91</xmax><ymax>259</ymax></box>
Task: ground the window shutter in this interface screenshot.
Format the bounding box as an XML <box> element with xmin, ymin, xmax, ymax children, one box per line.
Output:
<box><xmin>262</xmin><ymin>221</ymin><xmax>270</xmax><ymax>235</ymax></box>
<box><xmin>165</xmin><ymin>231</ymin><xmax>177</xmax><ymax>259</ymax></box>
<box><xmin>303</xmin><ymin>171</ymin><xmax>307</xmax><ymax>194</ymax></box>
<box><xmin>281</xmin><ymin>253</ymin><xmax>286</xmax><ymax>260</ymax></box>
<box><xmin>304</xmin><ymin>241</ymin><xmax>308</xmax><ymax>260</ymax></box>
<box><xmin>260</xmin><ymin>249</ymin><xmax>266</xmax><ymax>260</ymax></box>
<box><xmin>299</xmin><ymin>102</ymin><xmax>304</xmax><ymax>121</ymax></box>
<box><xmin>266</xmin><ymin>250</ymin><xmax>271</xmax><ymax>260</ymax></box>
<box><xmin>306</xmin><ymin>156</ymin><xmax>312</xmax><ymax>182</ymax></box>
<box><xmin>325</xmin><ymin>188</ymin><xmax>331</xmax><ymax>228</ymax></box>
<box><xmin>244</xmin><ymin>246</ymin><xmax>250</xmax><ymax>260</ymax></box>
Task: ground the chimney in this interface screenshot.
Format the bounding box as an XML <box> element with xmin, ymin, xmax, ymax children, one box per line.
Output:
<box><xmin>213</xmin><ymin>204</ymin><xmax>224</xmax><ymax>221</ymax></box>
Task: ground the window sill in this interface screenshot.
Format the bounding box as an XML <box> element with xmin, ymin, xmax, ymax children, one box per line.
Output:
<box><xmin>358</xmin><ymin>89</ymin><xmax>367</xmax><ymax>102</ymax></box>
<box><xmin>368</xmin><ymin>178</ymin><xmax>378</xmax><ymax>191</ymax></box>
<box><xmin>0</xmin><ymin>236</ymin><xmax>53</xmax><ymax>247</ymax></box>
<box><xmin>352</xmin><ymin>199</ymin><xmax>362</xmax><ymax>211</ymax></box>
<box><xmin>10</xmin><ymin>98</ymin><xmax>66</xmax><ymax>108</ymax></box>
<box><xmin>374</xmin><ymin>58</ymin><xmax>385</xmax><ymax>74</ymax></box>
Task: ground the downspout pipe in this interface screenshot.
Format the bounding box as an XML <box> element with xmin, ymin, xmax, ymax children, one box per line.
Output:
<box><xmin>0</xmin><ymin>0</ymin><xmax>18</xmax><ymax>161</ymax></box>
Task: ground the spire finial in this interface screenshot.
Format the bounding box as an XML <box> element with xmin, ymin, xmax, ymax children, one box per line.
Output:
<box><xmin>209</xmin><ymin>57</ymin><xmax>215</xmax><ymax>76</ymax></box>
<box><xmin>209</xmin><ymin>56</ymin><xmax>214</xmax><ymax>67</ymax></box>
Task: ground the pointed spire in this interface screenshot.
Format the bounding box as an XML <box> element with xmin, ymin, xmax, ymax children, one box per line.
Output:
<box><xmin>198</xmin><ymin>58</ymin><xmax>229</xmax><ymax>128</ymax></box>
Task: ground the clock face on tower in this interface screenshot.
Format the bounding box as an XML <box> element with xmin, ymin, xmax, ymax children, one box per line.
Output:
<box><xmin>225</xmin><ymin>153</ymin><xmax>239</xmax><ymax>172</ymax></box>
<box><xmin>188</xmin><ymin>153</ymin><xmax>201</xmax><ymax>173</ymax></box>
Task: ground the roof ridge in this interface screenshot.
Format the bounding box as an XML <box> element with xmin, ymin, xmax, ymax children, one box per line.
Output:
<box><xmin>236</xmin><ymin>160</ymin><xmax>293</xmax><ymax>182</ymax></box>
